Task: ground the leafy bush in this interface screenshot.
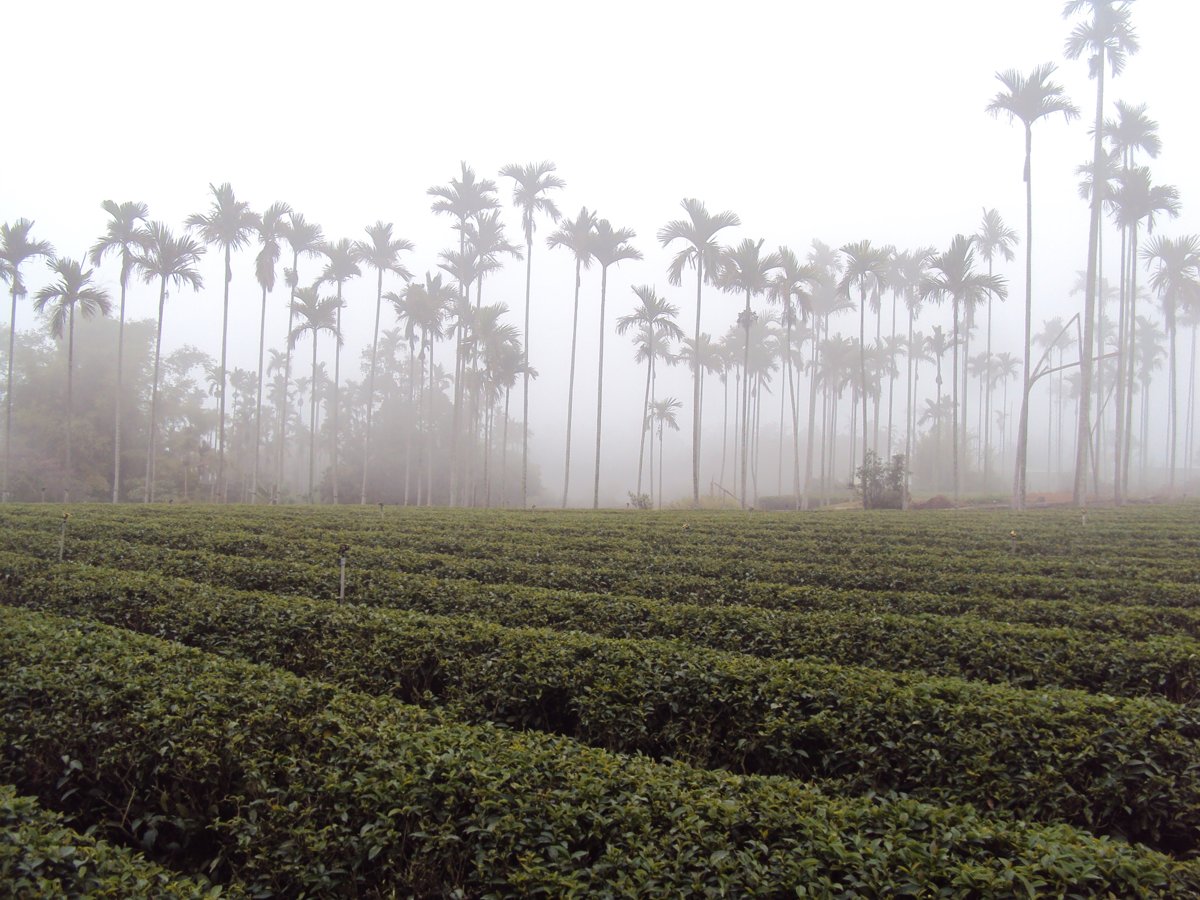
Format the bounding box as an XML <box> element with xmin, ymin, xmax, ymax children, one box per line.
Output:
<box><xmin>855</xmin><ymin>450</ymin><xmax>908</xmax><ymax>508</ymax></box>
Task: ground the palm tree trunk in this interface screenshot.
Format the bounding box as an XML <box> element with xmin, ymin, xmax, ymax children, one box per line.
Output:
<box><xmin>1187</xmin><ymin>323</ymin><xmax>1198</xmax><ymax>482</ymax></box>
<box><xmin>1014</xmin><ymin>122</ymin><xmax>1035</xmax><ymax>509</ymax></box>
<box><xmin>593</xmin><ymin>265</ymin><xmax>609</xmax><ymax>509</ymax></box>
<box><xmin>1113</xmin><ymin>224</ymin><xmax>1129</xmax><ymax>503</ymax></box>
<box><xmin>636</xmin><ymin>350</ymin><xmax>653</xmax><ymax>496</ymax></box>
<box><xmin>309</xmin><ymin>335</ymin><xmax>319</xmax><ymax>503</ymax></box>
<box><xmin>720</xmin><ymin>372</ymin><xmax>729</xmax><ymax>491</ymax></box>
<box><xmin>802</xmin><ymin>328</ymin><xmax>820</xmax><ymax>510</ymax></box>
<box><xmin>361</xmin><ymin>268</ymin><xmax>384</xmax><ymax>505</ymax></box>
<box><xmin>788</xmin><ymin>314</ymin><xmax>801</xmax><ymax>509</ymax></box>
<box><xmin>740</xmin><ymin>293</ymin><xmax>752</xmax><ymax>508</ymax></box>
<box><xmin>405</xmin><ymin>342</ymin><xmax>416</xmax><ymax>505</ymax></box>
<box><xmin>887</xmin><ymin>293</ymin><xmax>897</xmax><ymax>459</ymax></box>
<box><xmin>275</xmin><ymin>253</ymin><xmax>299</xmax><ymax>503</ymax></box>
<box><xmin>692</xmin><ymin>260</ymin><xmax>703</xmax><ymax>505</ymax></box>
<box><xmin>3</xmin><ymin>283</ymin><xmax>18</xmax><ymax>503</ymax></box>
<box><xmin>111</xmin><ymin>258</ymin><xmax>131</xmax><ymax>503</ymax></box>
<box><xmin>562</xmin><ymin>258</ymin><xmax>583</xmax><ymax>508</ymax></box>
<box><xmin>521</xmin><ymin>236</ymin><xmax>533</xmax><ymax>507</ymax></box>
<box><xmin>1073</xmin><ymin>56</ymin><xmax>1106</xmax><ymax>507</ymax></box>
<box><xmin>1123</xmin><ymin>267</ymin><xmax>1139</xmax><ymax>494</ymax></box>
<box><xmin>251</xmin><ymin>282</ymin><xmax>269</xmax><ymax>504</ymax></box>
<box><xmin>858</xmin><ymin>287</ymin><xmax>868</xmax><ymax>490</ymax></box>
<box><xmin>331</xmin><ymin>288</ymin><xmax>342</xmax><ymax>504</ymax></box>
<box><xmin>1169</xmin><ymin>318</ymin><xmax>1178</xmax><ymax>491</ymax></box>
<box><xmin>64</xmin><ymin>303</ymin><xmax>75</xmax><ymax>503</ymax></box>
<box><xmin>984</xmin><ymin>265</ymin><xmax>995</xmax><ymax>488</ymax></box>
<box><xmin>427</xmin><ymin>336</ymin><xmax>435</xmax><ymax>506</ymax></box>
<box><xmin>502</xmin><ymin>386</ymin><xmax>511</xmax><ymax>507</ymax></box>
<box><xmin>217</xmin><ymin>246</ymin><xmax>231</xmax><ymax>502</ymax></box>
<box><xmin>952</xmin><ymin>296</ymin><xmax>960</xmax><ymax>501</ymax></box>
<box><xmin>904</xmin><ymin>309</ymin><xmax>915</xmax><ymax>508</ymax></box>
<box><xmin>145</xmin><ymin>281</ymin><xmax>167</xmax><ymax>503</ymax></box>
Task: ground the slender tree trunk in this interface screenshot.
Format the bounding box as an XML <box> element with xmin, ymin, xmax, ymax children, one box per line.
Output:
<box><xmin>904</xmin><ymin>308</ymin><xmax>915</xmax><ymax>508</ymax></box>
<box><xmin>802</xmin><ymin>327</ymin><xmax>820</xmax><ymax>510</ymax></box>
<box><xmin>740</xmin><ymin>292</ymin><xmax>752</xmax><ymax>508</ymax></box>
<box><xmin>361</xmin><ymin>268</ymin><xmax>384</xmax><ymax>505</ymax></box>
<box><xmin>593</xmin><ymin>265</ymin><xmax>609</xmax><ymax>509</ymax></box>
<box><xmin>3</xmin><ymin>283</ymin><xmax>18</xmax><ymax>503</ymax></box>
<box><xmin>952</xmin><ymin>296</ymin><xmax>961</xmax><ymax>501</ymax></box>
<box><xmin>145</xmin><ymin>281</ymin><xmax>167</xmax><ymax>503</ymax></box>
<box><xmin>217</xmin><ymin>246</ymin><xmax>231</xmax><ymax>502</ymax></box>
<box><xmin>562</xmin><ymin>258</ymin><xmax>583</xmax><ymax>507</ymax></box>
<box><xmin>275</xmin><ymin>252</ymin><xmax>300</xmax><ymax>503</ymax></box>
<box><xmin>521</xmin><ymin>237</ymin><xmax>533</xmax><ymax>507</ymax></box>
<box><xmin>858</xmin><ymin>286</ymin><xmax>868</xmax><ymax>490</ymax></box>
<box><xmin>331</xmin><ymin>287</ymin><xmax>342</xmax><ymax>504</ymax></box>
<box><xmin>788</xmin><ymin>314</ymin><xmax>801</xmax><ymax>509</ymax></box>
<box><xmin>405</xmin><ymin>342</ymin><xmax>416</xmax><ymax>505</ymax></box>
<box><xmin>1169</xmin><ymin>319</ymin><xmax>1178</xmax><ymax>491</ymax></box>
<box><xmin>427</xmin><ymin>336</ymin><xmax>435</xmax><ymax>506</ymax></box>
<box><xmin>636</xmin><ymin>350</ymin><xmax>653</xmax><ymax>496</ymax></box>
<box><xmin>64</xmin><ymin>303</ymin><xmax>75</xmax><ymax>503</ymax></box>
<box><xmin>309</xmin><ymin>335</ymin><xmax>319</xmax><ymax>503</ymax></box>
<box><xmin>1114</xmin><ymin>224</ymin><xmax>1129</xmax><ymax>503</ymax></box>
<box><xmin>1014</xmin><ymin>123</ymin><xmax>1035</xmax><ymax>509</ymax></box>
<box><xmin>1073</xmin><ymin>60</ymin><xmax>1106</xmax><ymax>507</ymax></box>
<box><xmin>251</xmin><ymin>282</ymin><xmax>269</xmax><ymax>503</ymax></box>
<box><xmin>502</xmin><ymin>386</ymin><xmax>511</xmax><ymax>507</ymax></box>
<box><xmin>1123</xmin><ymin>270</ymin><xmax>1139</xmax><ymax>494</ymax></box>
<box><xmin>111</xmin><ymin>258</ymin><xmax>131</xmax><ymax>503</ymax></box>
<box><xmin>720</xmin><ymin>372</ymin><xmax>729</xmax><ymax>491</ymax></box>
<box><xmin>692</xmin><ymin>260</ymin><xmax>703</xmax><ymax>505</ymax></box>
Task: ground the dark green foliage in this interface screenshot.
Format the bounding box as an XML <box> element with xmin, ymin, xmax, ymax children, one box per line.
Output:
<box><xmin>2</xmin><ymin>607</ymin><xmax>1198</xmax><ymax>897</ymax></box>
<box><xmin>0</xmin><ymin>784</ymin><xmax>231</xmax><ymax>898</ymax></box>
<box><xmin>3</xmin><ymin>552</ymin><xmax>1200</xmax><ymax>851</ymax></box>
<box><xmin>855</xmin><ymin>450</ymin><xmax>908</xmax><ymax>508</ymax></box>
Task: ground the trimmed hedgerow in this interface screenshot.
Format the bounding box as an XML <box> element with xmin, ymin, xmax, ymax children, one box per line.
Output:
<box><xmin>2</xmin><ymin>606</ymin><xmax>1199</xmax><ymax>897</ymax></box>
<box><xmin>0</xmin><ymin>784</ymin><xmax>232</xmax><ymax>898</ymax></box>
<box><xmin>5</xmin><ymin>554</ymin><xmax>1200</xmax><ymax>852</ymax></box>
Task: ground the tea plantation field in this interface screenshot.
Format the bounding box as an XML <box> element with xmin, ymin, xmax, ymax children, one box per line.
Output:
<box><xmin>3</xmin><ymin>503</ymin><xmax>1200</xmax><ymax>896</ymax></box>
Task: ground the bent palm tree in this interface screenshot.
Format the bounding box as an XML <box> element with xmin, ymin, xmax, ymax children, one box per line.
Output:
<box><xmin>134</xmin><ymin>222</ymin><xmax>205</xmax><ymax>502</ymax></box>
<box><xmin>1</xmin><ymin>219</ymin><xmax>54</xmax><ymax>503</ymax></box>
<box><xmin>546</xmin><ymin>207</ymin><xmax>597</xmax><ymax>507</ymax></box>
<box><xmin>658</xmin><ymin>199</ymin><xmax>741</xmax><ymax>505</ymax></box>
<box><xmin>249</xmin><ymin>201</ymin><xmax>292</xmax><ymax>502</ymax></box>
<box><xmin>353</xmin><ymin>221</ymin><xmax>414</xmax><ymax>504</ymax></box>
<box><xmin>33</xmin><ymin>258</ymin><xmax>113</xmax><ymax>501</ymax></box>
<box><xmin>289</xmin><ymin>285</ymin><xmax>342</xmax><ymax>503</ymax></box>
<box><xmin>987</xmin><ymin>61</ymin><xmax>1078</xmax><ymax>507</ymax></box>
<box><xmin>186</xmin><ymin>183</ymin><xmax>256</xmax><ymax>500</ymax></box>
<box><xmin>90</xmin><ymin>201</ymin><xmax>149</xmax><ymax>503</ymax></box>
<box><xmin>590</xmin><ymin>220</ymin><xmax>642</xmax><ymax>509</ymax></box>
<box><xmin>500</xmin><ymin>161</ymin><xmax>564</xmax><ymax>507</ymax></box>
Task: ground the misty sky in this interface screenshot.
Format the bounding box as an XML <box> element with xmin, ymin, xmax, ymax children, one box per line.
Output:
<box><xmin>4</xmin><ymin>0</ymin><xmax>1196</xmax><ymax>504</ymax></box>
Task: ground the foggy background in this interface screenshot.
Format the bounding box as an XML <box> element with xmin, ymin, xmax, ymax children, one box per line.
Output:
<box><xmin>3</xmin><ymin>0</ymin><xmax>1196</xmax><ymax>505</ymax></box>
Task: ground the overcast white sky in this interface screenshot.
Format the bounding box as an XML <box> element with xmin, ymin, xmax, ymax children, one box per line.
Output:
<box><xmin>3</xmin><ymin>0</ymin><xmax>1196</xmax><ymax>503</ymax></box>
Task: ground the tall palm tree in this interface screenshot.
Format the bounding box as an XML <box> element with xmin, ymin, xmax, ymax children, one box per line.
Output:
<box><xmin>658</xmin><ymin>199</ymin><xmax>741</xmax><ymax>505</ymax></box>
<box><xmin>838</xmin><ymin>241</ymin><xmax>889</xmax><ymax>493</ymax></box>
<box><xmin>590</xmin><ymin>219</ymin><xmax>642</xmax><ymax>509</ymax></box>
<box><xmin>720</xmin><ymin>238</ymin><xmax>782</xmax><ymax>507</ymax></box>
<box><xmin>987</xmin><ymin>61</ymin><xmax>1079</xmax><ymax>507</ymax></box>
<box><xmin>317</xmin><ymin>238</ymin><xmax>361</xmax><ymax>503</ymax></box>
<box><xmin>0</xmin><ymin>219</ymin><xmax>54</xmax><ymax>503</ymax></box>
<box><xmin>546</xmin><ymin>207</ymin><xmax>597</xmax><ymax>507</ymax></box>
<box><xmin>1110</xmin><ymin>167</ymin><xmax>1179</xmax><ymax>500</ymax></box>
<box><xmin>89</xmin><ymin>201</ymin><xmax>149</xmax><ymax>503</ymax></box>
<box><xmin>246</xmin><ymin>201</ymin><xmax>292</xmax><ymax>503</ymax></box>
<box><xmin>500</xmin><ymin>161</ymin><xmax>564</xmax><ymax>507</ymax></box>
<box><xmin>897</xmin><ymin>247</ymin><xmax>934</xmax><ymax>506</ymax></box>
<box><xmin>429</xmin><ymin>163</ymin><xmax>499</xmax><ymax>505</ymax></box>
<box><xmin>924</xmin><ymin>325</ymin><xmax>957</xmax><ymax>489</ymax></box>
<box><xmin>275</xmin><ymin>212</ymin><xmax>324</xmax><ymax>501</ymax></box>
<box><xmin>617</xmin><ymin>286</ymin><xmax>683</xmax><ymax>497</ymax></box>
<box><xmin>353</xmin><ymin>221</ymin><xmax>414</xmax><ymax>504</ymax></box>
<box><xmin>1063</xmin><ymin>0</ymin><xmax>1139</xmax><ymax>505</ymax></box>
<box><xmin>921</xmin><ymin>235</ymin><xmax>1007</xmax><ymax>501</ymax></box>
<box><xmin>33</xmin><ymin>257</ymin><xmax>112</xmax><ymax>501</ymax></box>
<box><xmin>974</xmin><ymin>209</ymin><xmax>1019</xmax><ymax>488</ymax></box>
<box><xmin>134</xmin><ymin>222</ymin><xmax>204</xmax><ymax>502</ymax></box>
<box><xmin>185</xmin><ymin>183</ymin><xmax>256</xmax><ymax>500</ymax></box>
<box><xmin>288</xmin><ymin>285</ymin><xmax>342</xmax><ymax>503</ymax></box>
<box><xmin>768</xmin><ymin>247</ymin><xmax>816</xmax><ymax>508</ymax></box>
<box><xmin>1142</xmin><ymin>234</ymin><xmax>1200</xmax><ymax>492</ymax></box>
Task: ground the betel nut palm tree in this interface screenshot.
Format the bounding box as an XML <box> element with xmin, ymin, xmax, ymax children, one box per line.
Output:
<box><xmin>590</xmin><ymin>219</ymin><xmax>642</xmax><ymax>509</ymax></box>
<box><xmin>353</xmin><ymin>221</ymin><xmax>414</xmax><ymax>504</ymax></box>
<box><xmin>90</xmin><ymin>201</ymin><xmax>150</xmax><ymax>503</ymax></box>
<box><xmin>658</xmin><ymin>199</ymin><xmax>740</xmax><ymax>506</ymax></box>
<box><xmin>499</xmin><ymin>161</ymin><xmax>564</xmax><ymax>508</ymax></box>
<box><xmin>1063</xmin><ymin>0</ymin><xmax>1139</xmax><ymax>506</ymax></box>
<box><xmin>546</xmin><ymin>207</ymin><xmax>597</xmax><ymax>507</ymax></box>
<box><xmin>186</xmin><ymin>182</ymin><xmax>257</xmax><ymax>501</ymax></box>
<box><xmin>249</xmin><ymin>201</ymin><xmax>293</xmax><ymax>502</ymax></box>
<box><xmin>318</xmin><ymin>238</ymin><xmax>361</xmax><ymax>503</ymax></box>
<box><xmin>1</xmin><ymin>219</ymin><xmax>54</xmax><ymax>503</ymax></box>
<box><xmin>974</xmin><ymin>208</ymin><xmax>1019</xmax><ymax>488</ymax></box>
<box><xmin>289</xmin><ymin>284</ymin><xmax>342</xmax><ymax>503</ymax></box>
<box><xmin>987</xmin><ymin>61</ymin><xmax>1078</xmax><ymax>507</ymax></box>
<box><xmin>134</xmin><ymin>222</ymin><xmax>205</xmax><ymax>502</ymax></box>
<box><xmin>33</xmin><ymin>257</ymin><xmax>113</xmax><ymax>501</ymax></box>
